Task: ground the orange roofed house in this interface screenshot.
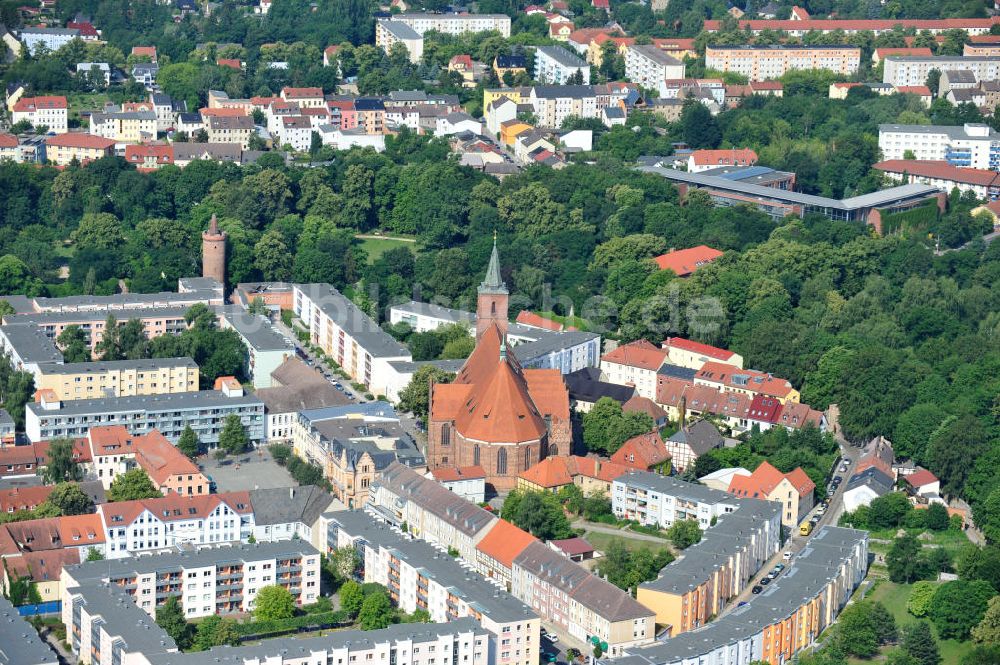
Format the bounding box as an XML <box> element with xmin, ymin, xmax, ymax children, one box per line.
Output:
<box><xmin>518</xmin><ymin>455</ymin><xmax>630</xmax><ymax>494</ymax></box>
<box><xmin>86</xmin><ymin>425</ymin><xmax>209</xmax><ymax>496</ymax></box>
<box><xmin>611</xmin><ymin>430</ymin><xmax>672</xmax><ymax>473</ymax></box>
<box><xmin>687</xmin><ymin>148</ymin><xmax>758</xmax><ymax>173</ymax></box>
<box><xmin>653</xmin><ymin>245</ymin><xmax>724</xmax><ymax>277</ymax></box>
<box><xmin>600</xmin><ymin>340</ymin><xmax>667</xmax><ymax>400</ymax></box>
<box><xmin>427</xmin><ymin>241</ymin><xmax>571</xmax><ymax>491</ymax></box>
<box><xmin>475</xmin><ymin>518</ymin><xmax>536</xmax><ymax>588</ymax></box>
<box><xmin>728</xmin><ymin>461</ymin><xmax>815</xmax><ymax>528</ymax></box>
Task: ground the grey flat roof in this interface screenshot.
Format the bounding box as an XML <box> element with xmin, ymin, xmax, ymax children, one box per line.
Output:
<box><xmin>67</xmin><ymin>541</ymin><xmax>319</xmax><ymax>583</ymax></box>
<box><xmin>884</xmin><ymin>55</ymin><xmax>1000</xmax><ymax>63</ymax></box>
<box><xmin>513</xmin><ymin>330</ymin><xmax>598</xmax><ymax>362</ymax></box>
<box><xmin>532</xmin><ymin>84</ymin><xmax>596</xmax><ymax>99</ymax></box>
<box><xmin>300</xmin><ymin>400</ymin><xmax>398</xmax><ymax>424</ymax></box>
<box><xmin>629</xmin><ymin>44</ymin><xmax>683</xmax><ymax>66</ymax></box>
<box><xmin>378</xmin><ymin>19</ymin><xmax>422</xmax><ymax>39</ymax></box>
<box><xmin>0</xmin><ymin>595</ymin><xmax>59</xmax><ymax>664</ymax></box>
<box><xmin>92</xmin><ymin>111</ymin><xmax>157</xmax><ymax>121</ymax></box>
<box><xmin>26</xmin><ymin>389</ymin><xmax>262</xmax><ymax>417</ymax></box>
<box><xmin>637</xmin><ymin>164</ymin><xmax>940</xmax><ymax>210</ymax></box>
<box><xmin>8</xmin><ymin>306</ymin><xmax>192</xmax><ymax>326</ymax></box>
<box><xmin>69</xmin><ymin>584</ymin><xmax>176</xmax><ymax>656</ymax></box>
<box><xmin>616</xmin><ymin>470</ymin><xmax>736</xmax><ymax>505</ymax></box>
<box><xmin>0</xmin><ymin>324</ymin><xmax>63</xmax><ymax>364</ymax></box>
<box><xmin>390</xmin><ymin>300</ymin><xmax>475</xmax><ymax>324</ymax></box>
<box><xmin>36</xmin><ymin>357</ymin><xmax>196</xmax><ymax>375</ymax></box>
<box><xmin>21</xmin><ymin>27</ymin><xmax>79</xmax><ymax>34</ymax></box>
<box><xmin>297</xmin><ymin>284</ymin><xmax>410</xmax><ymax>359</ymax></box>
<box><xmin>878</xmin><ymin>122</ymin><xmax>999</xmax><ymax>139</ymax></box>
<box><xmin>396</xmin><ymin>11</ymin><xmax>509</xmax><ymax>19</ymax></box>
<box><xmin>31</xmin><ymin>288</ymin><xmax>217</xmax><ymax>312</ymax></box>
<box><xmin>386</xmin><ymin>358</ymin><xmax>466</xmax><ymax>374</ymax></box>
<box><xmin>146</xmin><ymin>619</ymin><xmax>485</xmax><ymax>665</ymax></box>
<box><xmin>218</xmin><ymin>307</ymin><xmax>288</xmax><ymax>351</ymax></box>
<box><xmin>374</xmin><ymin>462</ymin><xmax>495</xmax><ymax>537</ymax></box>
<box><xmin>615</xmin><ymin>526</ymin><xmax>867</xmax><ymax>665</ymax></box>
<box><xmin>330</xmin><ymin>511</ymin><xmax>536</xmax><ymax>622</ymax></box>
<box><xmin>707</xmin><ymin>44</ymin><xmax>858</xmax><ymax>51</ymax></box>
<box><xmin>536</xmin><ymin>45</ymin><xmax>588</xmax><ymax>68</ymax></box>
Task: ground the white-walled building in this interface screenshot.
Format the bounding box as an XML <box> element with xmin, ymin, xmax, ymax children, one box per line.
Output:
<box><xmin>883</xmin><ymin>55</ymin><xmax>1000</xmax><ymax>87</ymax></box>
<box><xmin>11</xmin><ymin>96</ymin><xmax>68</xmax><ymax>133</ymax></box>
<box><xmin>535</xmin><ymin>45</ymin><xmax>591</xmax><ymax>85</ymax></box>
<box><xmin>624</xmin><ymin>45</ymin><xmax>686</xmax><ymax>96</ymax></box>
<box><xmin>705</xmin><ymin>45</ymin><xmax>861</xmax><ymax>79</ymax></box>
<box><xmin>878</xmin><ymin>122</ymin><xmax>1000</xmax><ymax>169</ymax></box>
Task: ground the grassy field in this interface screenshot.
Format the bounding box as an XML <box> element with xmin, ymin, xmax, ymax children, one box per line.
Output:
<box><xmin>535</xmin><ymin>310</ymin><xmax>593</xmax><ymax>331</ymax></box>
<box><xmin>863</xmin><ymin>580</ymin><xmax>972</xmax><ymax>665</ymax></box>
<box><xmin>66</xmin><ymin>92</ymin><xmax>112</xmax><ymax>124</ymax></box>
<box><xmin>582</xmin><ymin>530</ymin><xmax>671</xmax><ymax>555</ymax></box>
<box><xmin>355</xmin><ymin>234</ymin><xmax>418</xmax><ymax>264</ymax></box>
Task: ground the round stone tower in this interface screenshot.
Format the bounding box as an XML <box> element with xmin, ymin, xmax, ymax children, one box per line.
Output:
<box><xmin>201</xmin><ymin>214</ymin><xmax>227</xmax><ymax>285</ymax></box>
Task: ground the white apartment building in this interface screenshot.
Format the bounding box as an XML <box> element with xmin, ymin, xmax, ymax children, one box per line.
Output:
<box><xmin>279</xmin><ymin>115</ymin><xmax>312</xmax><ymax>151</ymax></box>
<box><xmin>392</xmin><ymin>12</ymin><xmax>511</xmax><ymax>37</ymax></box>
<box><xmin>19</xmin><ymin>27</ymin><xmax>79</xmax><ymax>54</ymax></box>
<box><xmin>293</xmin><ymin>283</ymin><xmax>412</xmax><ymax>397</ymax></box>
<box><xmin>376</xmin><ymin>20</ymin><xmax>425</xmax><ymax>63</ymax></box>
<box><xmin>624</xmin><ymin>45</ymin><xmax>686</xmax><ymax>96</ymax></box>
<box><xmin>612</xmin><ymin>471</ymin><xmax>743</xmax><ymax>529</ymax></box>
<box><xmin>599</xmin><ymin>340</ymin><xmax>666</xmax><ymax>400</ymax></box>
<box><xmin>534</xmin><ymin>45</ymin><xmax>591</xmax><ymax>84</ymax></box>
<box><xmin>88</xmin><ymin>111</ymin><xmax>158</xmax><ymax>143</ymax></box>
<box><xmin>389</xmin><ymin>300</ymin><xmax>475</xmax><ymax>333</ymax></box>
<box><xmin>97</xmin><ymin>493</ymin><xmax>255</xmax><ymax>557</ymax></box>
<box><xmin>883</xmin><ymin>55</ymin><xmax>1000</xmax><ymax>87</ymax></box>
<box><xmin>878</xmin><ymin>122</ymin><xmax>1000</xmax><ymax>169</ymax></box>
<box><xmin>11</xmin><ymin>96</ymin><xmax>68</xmax><ymax>133</ymax></box>
<box><xmin>705</xmin><ymin>45</ymin><xmax>861</xmax><ymax>80</ymax></box>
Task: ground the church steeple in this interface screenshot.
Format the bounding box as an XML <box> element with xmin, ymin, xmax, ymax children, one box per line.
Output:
<box><xmin>476</xmin><ymin>235</ymin><xmax>509</xmax><ymax>341</ymax></box>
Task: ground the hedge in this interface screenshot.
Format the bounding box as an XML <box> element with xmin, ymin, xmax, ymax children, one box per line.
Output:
<box><xmin>233</xmin><ymin>609</ymin><xmax>353</xmax><ymax>640</ymax></box>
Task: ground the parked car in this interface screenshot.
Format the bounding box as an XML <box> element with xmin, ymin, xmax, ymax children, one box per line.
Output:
<box><xmin>759</xmin><ymin>577</ymin><xmax>770</xmax><ymax>586</ymax></box>
<box><xmin>751</xmin><ymin>585</ymin><xmax>763</xmax><ymax>594</ymax></box>
<box><xmin>774</xmin><ymin>563</ymin><xmax>785</xmax><ymax>571</ymax></box>
<box><xmin>782</xmin><ymin>551</ymin><xmax>793</xmax><ymax>560</ymax></box>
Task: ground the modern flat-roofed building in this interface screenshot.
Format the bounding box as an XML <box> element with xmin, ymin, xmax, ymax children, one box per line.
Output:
<box><xmin>35</xmin><ymin>357</ymin><xmax>199</xmax><ymax>401</ymax></box>
<box><xmin>879</xmin><ymin>122</ymin><xmax>1000</xmax><ymax>169</ymax></box>
<box><xmin>702</xmin><ymin>16</ymin><xmax>1000</xmax><ymax>36</ymax></box>
<box><xmin>883</xmin><ymin>55</ymin><xmax>1000</xmax><ymax>86</ymax></box>
<box><xmin>625</xmin><ymin>45</ymin><xmax>686</xmax><ymax>95</ymax></box>
<box><xmin>294</xmin><ymin>284</ymin><xmax>412</xmax><ymax>397</ymax></box>
<box><xmin>392</xmin><ymin>12</ymin><xmax>511</xmax><ymax>36</ymax></box>
<box><xmin>218</xmin><ymin>307</ymin><xmax>289</xmax><ymax>388</ymax></box>
<box><xmin>535</xmin><ymin>45</ymin><xmax>591</xmax><ymax>84</ymax></box>
<box><xmin>637</xmin><ymin>162</ymin><xmax>943</xmax><ymax>234</ymax></box>
<box><xmin>20</xmin><ymin>26</ymin><xmax>79</xmax><ymax>54</ymax></box>
<box><xmin>389</xmin><ymin>300</ymin><xmax>475</xmax><ymax>333</ymax></box>
<box><xmin>0</xmin><ymin>595</ymin><xmax>59</xmax><ymax>664</ymax></box>
<box><xmin>25</xmin><ymin>384</ymin><xmax>264</xmax><ymax>444</ymax></box>
<box><xmin>376</xmin><ymin>19</ymin><xmax>425</xmax><ymax>63</ymax></box>
<box><xmin>329</xmin><ymin>510</ymin><xmax>540</xmax><ymax>665</ymax></box>
<box><xmin>706</xmin><ymin>45</ymin><xmax>860</xmax><ymax>79</ymax></box>
<box><xmin>0</xmin><ymin>322</ymin><xmax>64</xmax><ymax>376</ymax></box>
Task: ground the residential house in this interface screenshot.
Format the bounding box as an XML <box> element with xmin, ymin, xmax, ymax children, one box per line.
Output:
<box><xmin>44</xmin><ymin>133</ymin><xmax>115</xmax><ymax>166</ymax></box>
<box><xmin>694</xmin><ymin>361</ymin><xmax>800</xmax><ymax>403</ymax></box>
<box><xmin>429</xmin><ymin>466</ymin><xmax>487</xmax><ymax>503</ymax></box>
<box><xmin>517</xmin><ymin>455</ymin><xmax>630</xmax><ymax>494</ymax></box>
<box><xmin>534</xmin><ymin>46</ymin><xmax>590</xmax><ymax>84</ymax></box>
<box><xmin>19</xmin><ymin>27</ymin><xmax>79</xmax><ymax>54</ymax></box>
<box><xmin>687</xmin><ymin>148</ymin><xmax>758</xmax><ymax>172</ymax></box>
<box><xmin>125</xmin><ymin>143</ymin><xmax>173</xmax><ymax>170</ymax></box>
<box><xmin>661</xmin><ymin>419</ymin><xmax>724</xmax><ymax>472</ymax></box>
<box><xmin>205</xmin><ymin>114</ymin><xmax>253</xmax><ymax>147</ymax></box>
<box><xmin>89</xmin><ymin>111</ymin><xmax>158</xmax><ymax>143</ymax></box>
<box><xmin>600</xmin><ymin>340</ymin><xmax>667</xmax><ymax>399</ymax></box>
<box><xmin>653</xmin><ymin>245</ymin><xmax>724</xmax><ymax>276</ymax></box>
<box><xmin>611</xmin><ymin>430</ymin><xmax>673</xmax><ymax>473</ymax></box>
<box><xmin>727</xmin><ymin>460</ymin><xmax>815</xmax><ymax>528</ymax></box>
<box><xmin>494</xmin><ymin>54</ymin><xmax>527</xmax><ymax>79</ymax></box>
<box><xmin>12</xmin><ymin>96</ymin><xmax>68</xmax><ymax>133</ymax></box>
<box><xmin>375</xmin><ymin>20</ymin><xmax>424</xmax><ymax>63</ymax></box>
<box><xmin>624</xmin><ymin>45</ymin><xmax>686</xmax><ymax>96</ymax></box>
<box><xmin>662</xmin><ymin>337</ymin><xmax>743</xmax><ymax>370</ymax></box>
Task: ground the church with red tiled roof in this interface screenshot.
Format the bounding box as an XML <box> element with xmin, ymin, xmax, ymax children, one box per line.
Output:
<box><xmin>426</xmin><ymin>242</ymin><xmax>571</xmax><ymax>490</ymax></box>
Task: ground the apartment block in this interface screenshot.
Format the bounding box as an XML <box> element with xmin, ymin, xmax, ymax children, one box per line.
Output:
<box><xmin>19</xmin><ymin>27</ymin><xmax>80</xmax><ymax>54</ymax></box>
<box><xmin>612</xmin><ymin>471</ymin><xmax>781</xmax><ymax>636</ymax></box>
<box><xmin>217</xmin><ymin>307</ymin><xmax>289</xmax><ymax>388</ymax></box>
<box><xmin>879</xmin><ymin>122</ymin><xmax>1000</xmax><ymax>169</ymax></box>
<box><xmin>0</xmin><ymin>595</ymin><xmax>58</xmax><ymax>664</ymax></box>
<box><xmin>624</xmin><ymin>45</ymin><xmax>685</xmax><ymax>96</ymax></box>
<box><xmin>12</xmin><ymin>96</ymin><xmax>68</xmax><ymax>133</ymax></box>
<box><xmin>393</xmin><ymin>13</ymin><xmax>511</xmax><ymax>37</ymax></box>
<box><xmin>293</xmin><ymin>283</ymin><xmax>412</xmax><ymax>396</ymax></box>
<box><xmin>85</xmin><ymin>425</ymin><xmax>209</xmax><ymax>495</ymax></box>
<box><xmin>0</xmin><ymin>322</ymin><xmax>64</xmax><ymax>376</ymax></box>
<box><xmin>600</xmin><ymin>340</ymin><xmax>667</xmax><ymax>400</ymax></box>
<box><xmin>44</xmin><ymin>133</ymin><xmax>115</xmax><ymax>165</ymax></box>
<box><xmin>63</xmin><ymin>540</ymin><xmax>319</xmax><ymax>622</ymax></box>
<box><xmin>25</xmin><ymin>384</ymin><xmax>264</xmax><ymax>444</ymax></box>
<box><xmin>535</xmin><ymin>46</ymin><xmax>591</xmax><ymax>84</ymax></box>
<box><xmin>328</xmin><ymin>510</ymin><xmax>540</xmax><ymax>665</ymax></box>
<box><xmin>205</xmin><ymin>114</ymin><xmax>254</xmax><ymax>146</ymax></box>
<box><xmin>705</xmin><ymin>45</ymin><xmax>860</xmax><ymax>79</ymax></box>
<box><xmin>607</xmin><ymin>526</ymin><xmax>868</xmax><ymax>665</ymax></box>
<box><xmin>528</xmin><ymin>85</ymin><xmax>599</xmax><ymax>127</ymax></box>
<box><xmin>88</xmin><ymin>111</ymin><xmax>158</xmax><ymax>143</ymax></box>
<box><xmin>883</xmin><ymin>55</ymin><xmax>1000</xmax><ymax>87</ymax></box>
<box><xmin>35</xmin><ymin>357</ymin><xmax>199</xmax><ymax>401</ymax></box>
<box><xmin>6</xmin><ymin>306</ymin><xmax>191</xmax><ymax>350</ymax></box>
<box><xmin>376</xmin><ymin>20</ymin><xmax>425</xmax><ymax>63</ymax></box>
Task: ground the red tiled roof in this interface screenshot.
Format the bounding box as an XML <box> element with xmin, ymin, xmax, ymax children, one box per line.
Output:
<box><xmin>622</xmin><ymin>395</ymin><xmax>668</xmax><ymax>421</ymax></box>
<box><xmin>282</xmin><ymin>86</ymin><xmax>324</xmax><ymax>98</ymax></box>
<box><xmin>905</xmin><ymin>469</ymin><xmax>938</xmax><ymax>488</ymax></box>
<box><xmin>653</xmin><ymin>245</ymin><xmax>724</xmax><ymax>276</ymax></box>
<box><xmin>0</xmin><ymin>485</ymin><xmax>53</xmax><ymax>514</ymax></box>
<box><xmin>519</xmin><ymin>455</ymin><xmax>629</xmax><ymax>487</ymax></box>
<box><xmin>750</xmin><ymin>80</ymin><xmax>783</xmax><ymax>90</ymax></box>
<box><xmin>45</xmin><ymin>133</ymin><xmax>114</xmax><ymax>149</ymax></box>
<box><xmin>217</xmin><ymin>58</ymin><xmax>241</xmax><ymax>69</ymax></box>
<box><xmin>601</xmin><ymin>339</ymin><xmax>667</xmax><ymax>371</ymax></box>
<box><xmin>704</xmin><ymin>16</ymin><xmax>1000</xmax><ymax>32</ymax></box>
<box><xmin>13</xmin><ymin>96</ymin><xmax>68</xmax><ymax>112</ymax></box>
<box><xmin>66</xmin><ymin>21</ymin><xmax>98</xmax><ymax>37</ymax></box>
<box><xmin>475</xmin><ymin>519</ymin><xmax>535</xmax><ymax>568</ymax></box>
<box><xmin>0</xmin><ymin>133</ymin><xmax>17</xmax><ymax>148</ymax></box>
<box><xmin>516</xmin><ymin>310</ymin><xmax>563</xmax><ymax>331</ymax></box>
<box><xmin>431</xmin><ymin>465</ymin><xmax>486</xmax><ymax>482</ymax></box>
<box><xmin>200</xmin><ymin>106</ymin><xmax>249</xmax><ymax>117</ymax></box>
<box><xmin>690</xmin><ymin>148</ymin><xmax>757</xmax><ymax>167</ymax></box>
<box><xmin>895</xmin><ymin>85</ymin><xmax>932</xmax><ymax>95</ymax></box>
<box><xmin>125</xmin><ymin>144</ymin><xmax>174</xmax><ymax>165</ymax></box>
<box><xmin>611</xmin><ymin>430</ymin><xmax>670</xmax><ymax>470</ymax></box>
<box><xmin>747</xmin><ymin>394</ymin><xmax>783</xmax><ymax>423</ymax></box>
<box><xmin>325</xmin><ymin>45</ymin><xmax>341</xmax><ymax>55</ymax></box>
<box><xmin>550</xmin><ymin>536</ymin><xmax>593</xmax><ymax>556</ymax></box>
<box><xmin>663</xmin><ymin>337</ymin><xmax>736</xmax><ymax>362</ymax></box>
<box><xmin>728</xmin><ymin>461</ymin><xmax>814</xmax><ymax>498</ymax></box>
<box><xmin>696</xmin><ymin>361</ymin><xmax>796</xmax><ymax>400</ymax></box>
<box><xmin>450</xmin><ymin>54</ymin><xmax>473</xmax><ymax>69</ymax></box>
<box><xmin>652</xmin><ymin>38</ymin><xmax>696</xmax><ymax>50</ymax></box>
<box><xmin>99</xmin><ymin>491</ymin><xmax>253</xmax><ymax>527</ymax></box>
<box><xmin>133</xmin><ymin>430</ymin><xmax>202</xmax><ymax>486</ymax></box>
<box><xmin>789</xmin><ymin>5</ymin><xmax>810</xmax><ymax>19</ymax></box>
<box><xmin>131</xmin><ymin>46</ymin><xmax>157</xmax><ymax>58</ymax></box>
<box><xmin>5</xmin><ymin>548</ymin><xmax>79</xmax><ymax>582</ymax></box>
<box><xmin>56</xmin><ymin>513</ymin><xmax>105</xmax><ymax>545</ymax></box>
<box><xmin>874</xmin><ymin>47</ymin><xmax>933</xmax><ymax>59</ymax></box>
<box><xmin>873</xmin><ymin>160</ymin><xmax>1000</xmax><ymax>187</ymax></box>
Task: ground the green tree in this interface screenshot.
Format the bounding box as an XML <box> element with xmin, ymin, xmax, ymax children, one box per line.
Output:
<box><xmin>42</xmin><ymin>438</ymin><xmax>82</xmax><ymax>484</ymax></box>
<box><xmin>45</xmin><ymin>482</ymin><xmax>94</xmax><ymax>515</ymax></box>
<box><xmin>254</xmin><ymin>228</ymin><xmax>294</xmax><ymax>281</ymax></box>
<box><xmin>358</xmin><ymin>588</ymin><xmax>394</xmax><ymax>630</ymax></box>
<box><xmin>930</xmin><ymin>579</ymin><xmax>995</xmax><ymax>640</ymax></box>
<box><xmin>907</xmin><ymin>581</ymin><xmax>938</xmax><ymax>618</ymax></box>
<box><xmin>194</xmin><ymin>615</ymin><xmax>240</xmax><ymax>650</ymax></box>
<box><xmin>667</xmin><ymin>519</ymin><xmax>703</xmax><ymax>549</ymax></box>
<box><xmin>836</xmin><ymin>601</ymin><xmax>897</xmax><ymax>658</ymax></box>
<box><xmin>218</xmin><ymin>415</ymin><xmax>250</xmax><ymax>455</ymax></box>
<box><xmin>70</xmin><ymin>213</ymin><xmax>125</xmax><ymax>250</ymax></box>
<box><xmin>56</xmin><ymin>325</ymin><xmax>91</xmax><ymax>363</ymax></box>
<box><xmin>339</xmin><ymin>579</ymin><xmax>364</xmax><ymax>617</ymax></box>
<box><xmin>582</xmin><ymin>397</ymin><xmax>655</xmax><ymax>455</ymax></box>
<box><xmin>176</xmin><ymin>426</ymin><xmax>201</xmax><ymax>459</ymax></box>
<box><xmin>156</xmin><ymin>596</ymin><xmax>192</xmax><ymax>649</ymax></box>
<box><xmin>902</xmin><ymin>621</ymin><xmax>940</xmax><ymax>665</ymax></box>
<box><xmin>108</xmin><ymin>468</ymin><xmax>161</xmax><ymax>502</ymax></box>
<box><xmin>85</xmin><ymin>547</ymin><xmax>104</xmax><ymax>561</ymax></box>
<box><xmin>501</xmin><ymin>489</ymin><xmax>573</xmax><ymax>540</ymax></box>
<box><xmin>253</xmin><ymin>585</ymin><xmax>296</xmax><ymax>621</ymax></box>
<box><xmin>397</xmin><ymin>366</ymin><xmax>454</xmax><ymax>419</ymax></box>
<box><xmin>327</xmin><ymin>546</ymin><xmax>360</xmax><ymax>584</ymax></box>
<box><xmin>972</xmin><ymin>595</ymin><xmax>1000</xmax><ymax>644</ymax></box>
<box><xmin>888</xmin><ymin>533</ymin><xmax>932</xmax><ymax>583</ymax></box>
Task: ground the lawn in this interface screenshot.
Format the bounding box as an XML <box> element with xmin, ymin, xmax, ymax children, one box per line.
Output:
<box><xmin>355</xmin><ymin>234</ymin><xmax>418</xmax><ymax>264</ymax></box>
<box><xmin>864</xmin><ymin>580</ymin><xmax>973</xmax><ymax>665</ymax></box>
<box><xmin>583</xmin><ymin>530</ymin><xmax>672</xmax><ymax>555</ymax></box>
<box><xmin>535</xmin><ymin>310</ymin><xmax>593</xmax><ymax>331</ymax></box>
<box><xmin>66</xmin><ymin>92</ymin><xmax>112</xmax><ymax>124</ymax></box>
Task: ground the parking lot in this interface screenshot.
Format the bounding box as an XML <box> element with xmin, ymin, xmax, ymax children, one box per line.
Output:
<box><xmin>199</xmin><ymin>451</ymin><xmax>299</xmax><ymax>492</ymax></box>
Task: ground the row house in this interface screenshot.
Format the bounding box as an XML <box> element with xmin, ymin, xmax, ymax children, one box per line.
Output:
<box><xmin>329</xmin><ymin>510</ymin><xmax>540</xmax><ymax>665</ymax></box>
<box><xmin>124</xmin><ymin>143</ymin><xmax>173</xmax><ymax>170</ymax></box>
<box><xmin>88</xmin><ymin>110</ymin><xmax>157</xmax><ymax>143</ymax></box>
<box><xmin>44</xmin><ymin>133</ymin><xmax>114</xmax><ymax>166</ymax></box>
<box><xmin>205</xmin><ymin>113</ymin><xmax>254</xmax><ymax>147</ymax></box>
<box><xmin>35</xmin><ymin>357</ymin><xmax>198</xmax><ymax>403</ymax></box>
<box><xmin>612</xmin><ymin>471</ymin><xmax>781</xmax><ymax>636</ymax></box>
